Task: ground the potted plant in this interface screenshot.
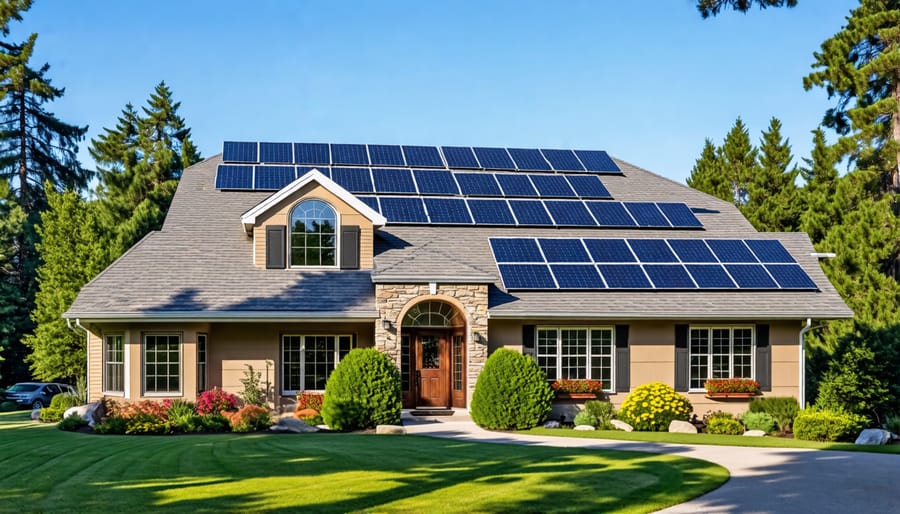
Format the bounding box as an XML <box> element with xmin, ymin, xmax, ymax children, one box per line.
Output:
<box><xmin>704</xmin><ymin>378</ymin><xmax>760</xmax><ymax>398</ymax></box>
<box><xmin>551</xmin><ymin>379</ymin><xmax>605</xmax><ymax>400</ymax></box>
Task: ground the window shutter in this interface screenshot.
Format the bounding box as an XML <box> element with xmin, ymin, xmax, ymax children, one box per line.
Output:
<box><xmin>614</xmin><ymin>325</ymin><xmax>630</xmax><ymax>393</ymax></box>
<box><xmin>340</xmin><ymin>225</ymin><xmax>360</xmax><ymax>269</ymax></box>
<box><xmin>266</xmin><ymin>225</ymin><xmax>286</xmax><ymax>269</ymax></box>
<box><xmin>522</xmin><ymin>325</ymin><xmax>535</xmax><ymax>356</ymax></box>
<box><xmin>756</xmin><ymin>324</ymin><xmax>771</xmax><ymax>392</ymax></box>
<box><xmin>674</xmin><ymin>324</ymin><xmax>689</xmax><ymax>392</ymax></box>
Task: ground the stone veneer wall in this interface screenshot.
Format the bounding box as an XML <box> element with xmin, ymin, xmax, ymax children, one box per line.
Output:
<box><xmin>374</xmin><ymin>284</ymin><xmax>489</xmax><ymax>406</ymax></box>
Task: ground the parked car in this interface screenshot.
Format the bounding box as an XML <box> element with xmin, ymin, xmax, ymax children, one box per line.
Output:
<box><xmin>4</xmin><ymin>382</ymin><xmax>76</xmax><ymax>409</ymax></box>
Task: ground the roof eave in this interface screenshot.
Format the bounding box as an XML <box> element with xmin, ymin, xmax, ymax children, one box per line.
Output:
<box><xmin>486</xmin><ymin>310</ymin><xmax>855</xmax><ymax>320</ymax></box>
<box><xmin>371</xmin><ymin>274</ymin><xmax>496</xmax><ymax>284</ymax></box>
<box><xmin>62</xmin><ymin>310</ymin><xmax>379</xmax><ymax>323</ymax></box>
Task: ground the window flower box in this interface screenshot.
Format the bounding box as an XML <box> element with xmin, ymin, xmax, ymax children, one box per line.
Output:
<box><xmin>704</xmin><ymin>378</ymin><xmax>760</xmax><ymax>399</ymax></box>
<box><xmin>551</xmin><ymin>380</ymin><xmax>604</xmax><ymax>400</ymax></box>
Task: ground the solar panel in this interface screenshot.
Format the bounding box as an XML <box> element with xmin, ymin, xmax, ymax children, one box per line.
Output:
<box><xmin>356</xmin><ymin>196</ymin><xmax>380</xmax><ymax>212</ymax></box>
<box><xmin>495</xmin><ymin>174</ymin><xmax>538</xmax><ymax>196</ymax></box>
<box><xmin>372</xmin><ymin>168</ymin><xmax>417</xmax><ymax>193</ymax></box>
<box><xmin>574</xmin><ymin>150</ymin><xmax>621</xmax><ymax>173</ymax></box>
<box><xmin>726</xmin><ymin>264</ymin><xmax>777</xmax><ymax>288</ymax></box>
<box><xmin>222</xmin><ymin>142</ymin><xmax>257</xmax><ymax>163</ymax></box>
<box><xmin>412</xmin><ymin>169</ymin><xmax>459</xmax><ymax>195</ymax></box>
<box><xmin>215</xmin><ymin>165</ymin><xmax>253</xmax><ymax>189</ymax></box>
<box><xmin>708</xmin><ymin>240</ymin><xmax>757</xmax><ymax>263</ymax></box>
<box><xmin>508</xmin><ymin>148</ymin><xmax>551</xmax><ymax>171</ymax></box>
<box><xmin>490</xmin><ymin>238</ymin><xmax>545</xmax><ymax>263</ymax></box>
<box><xmin>625</xmin><ymin>202</ymin><xmax>671</xmax><ymax>227</ymax></box>
<box><xmin>597</xmin><ymin>264</ymin><xmax>652</xmax><ymax>288</ymax></box>
<box><xmin>586</xmin><ymin>202</ymin><xmax>636</xmax><ymax>226</ymax></box>
<box><xmin>668</xmin><ymin>239</ymin><xmax>717</xmax><ymax>263</ymax></box>
<box><xmin>544</xmin><ymin>201</ymin><xmax>596</xmax><ymax>226</ymax></box>
<box><xmin>644</xmin><ymin>264</ymin><xmax>696</xmax><ymax>288</ymax></box>
<box><xmin>441</xmin><ymin>146</ymin><xmax>480</xmax><ymax>168</ymax></box>
<box><xmin>766</xmin><ymin>264</ymin><xmax>817</xmax><ymax>289</ymax></box>
<box><xmin>472</xmin><ymin>147</ymin><xmax>515</xmax><ymax>170</ymax></box>
<box><xmin>258</xmin><ymin>142</ymin><xmax>292</xmax><ymax>163</ymax></box>
<box><xmin>509</xmin><ymin>200</ymin><xmax>553</xmax><ymax>225</ymax></box>
<box><xmin>686</xmin><ymin>265</ymin><xmax>737</xmax><ymax>288</ymax></box>
<box><xmin>467</xmin><ymin>199</ymin><xmax>516</xmax><ymax>225</ymax></box>
<box><xmin>530</xmin><ymin>174</ymin><xmax>577</xmax><ymax>197</ymax></box>
<box><xmin>330</xmin><ymin>144</ymin><xmax>369</xmax><ymax>165</ymax></box>
<box><xmin>254</xmin><ymin>166</ymin><xmax>295</xmax><ymax>190</ymax></box>
<box><xmin>455</xmin><ymin>173</ymin><xmax>502</xmax><ymax>196</ymax></box>
<box><xmin>293</xmin><ymin>143</ymin><xmax>330</xmax><ymax>165</ymax></box>
<box><xmin>657</xmin><ymin>203</ymin><xmax>702</xmax><ymax>228</ymax></box>
<box><xmin>424</xmin><ymin>198</ymin><xmax>472</xmax><ymax>224</ymax></box>
<box><xmin>330</xmin><ymin>167</ymin><xmax>373</xmax><ymax>193</ymax></box>
<box><xmin>538</xmin><ymin>239</ymin><xmax>590</xmax><ymax>262</ymax></box>
<box><xmin>541</xmin><ymin>149</ymin><xmax>585</xmax><ymax>171</ymax></box>
<box><xmin>566</xmin><ymin>175</ymin><xmax>612</xmax><ymax>199</ymax></box>
<box><xmin>403</xmin><ymin>145</ymin><xmax>444</xmax><ymax>167</ymax></box>
<box><xmin>368</xmin><ymin>144</ymin><xmax>406</xmax><ymax>166</ymax></box>
<box><xmin>297</xmin><ymin>166</ymin><xmax>330</xmax><ymax>179</ymax></box>
<box><xmin>551</xmin><ymin>265</ymin><xmax>605</xmax><ymax>289</ymax></box>
<box><xmin>583</xmin><ymin>239</ymin><xmax>636</xmax><ymax>263</ymax></box>
<box><xmin>379</xmin><ymin>197</ymin><xmax>428</xmax><ymax>223</ymax></box>
<box><xmin>498</xmin><ymin>264</ymin><xmax>556</xmax><ymax>289</ymax></box>
<box><xmin>628</xmin><ymin>239</ymin><xmax>678</xmax><ymax>262</ymax></box>
<box><xmin>746</xmin><ymin>240</ymin><xmax>795</xmax><ymax>263</ymax></box>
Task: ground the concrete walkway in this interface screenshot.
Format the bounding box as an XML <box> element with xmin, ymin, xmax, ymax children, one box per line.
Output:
<box><xmin>401</xmin><ymin>417</ymin><xmax>900</xmax><ymax>513</ymax></box>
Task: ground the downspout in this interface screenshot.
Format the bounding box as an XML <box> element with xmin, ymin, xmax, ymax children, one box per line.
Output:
<box><xmin>799</xmin><ymin>318</ymin><xmax>813</xmax><ymax>410</ymax></box>
<box><xmin>67</xmin><ymin>318</ymin><xmax>91</xmax><ymax>402</ymax></box>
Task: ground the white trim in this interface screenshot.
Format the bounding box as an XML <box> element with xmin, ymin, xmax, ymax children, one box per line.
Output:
<box><xmin>487</xmin><ymin>311</ymin><xmax>853</xmax><ymax>320</ymax></box>
<box><xmin>687</xmin><ymin>325</ymin><xmax>755</xmax><ymax>391</ymax></box>
<box><xmin>288</xmin><ymin>198</ymin><xmax>340</xmax><ymax>269</ymax></box>
<box><xmin>101</xmin><ymin>333</ymin><xmax>126</xmax><ymax>395</ymax></box>
<box><xmin>536</xmin><ymin>325</ymin><xmax>616</xmax><ymax>392</ymax></box>
<box><xmin>142</xmin><ymin>332</ymin><xmax>183</xmax><ymax>397</ymax></box>
<box><xmin>65</xmin><ymin>311</ymin><xmax>379</xmax><ymax>323</ymax></box>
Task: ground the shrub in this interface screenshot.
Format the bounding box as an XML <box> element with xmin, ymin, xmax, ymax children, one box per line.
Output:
<box><xmin>583</xmin><ymin>400</ymin><xmax>615</xmax><ymax>429</ymax></box>
<box><xmin>117</xmin><ymin>400</ymin><xmax>168</xmax><ymax>421</ymax></box>
<box><xmin>573</xmin><ymin>410</ymin><xmax>599</xmax><ymax>427</ymax></box>
<box><xmin>300</xmin><ymin>414</ymin><xmax>324</xmax><ymax>426</ymax></box>
<box><xmin>166</xmin><ymin>399</ymin><xmax>196</xmax><ymax>418</ymax></box>
<box><xmin>200</xmin><ymin>413</ymin><xmax>231</xmax><ymax>433</ymax></box>
<box><xmin>227</xmin><ymin>404</ymin><xmax>271</xmax><ymax>433</ymax></box>
<box><xmin>239</xmin><ymin>364</ymin><xmax>267</xmax><ymax>407</ymax></box>
<box><xmin>58</xmin><ymin>415</ymin><xmax>88</xmax><ymax>432</ymax></box>
<box><xmin>704</xmin><ymin>378</ymin><xmax>760</xmax><ymax>394</ymax></box>
<box><xmin>39</xmin><ymin>393</ymin><xmax>81</xmax><ymax>422</ymax></box>
<box><xmin>295</xmin><ymin>392</ymin><xmax>324</xmax><ymax>412</ymax></box>
<box><xmin>617</xmin><ymin>382</ymin><xmax>692</xmax><ymax>432</ymax></box>
<box><xmin>0</xmin><ymin>401</ymin><xmax>17</xmax><ymax>412</ymax></box>
<box><xmin>707</xmin><ymin>416</ymin><xmax>745</xmax><ymax>435</ymax></box>
<box><xmin>125</xmin><ymin>416</ymin><xmax>172</xmax><ymax>435</ymax></box>
<box><xmin>883</xmin><ymin>415</ymin><xmax>900</xmax><ymax>436</ymax></box>
<box><xmin>321</xmin><ymin>348</ymin><xmax>402</xmax><ymax>431</ymax></box>
<box><xmin>748</xmin><ymin>397</ymin><xmax>799</xmax><ymax>433</ymax></box>
<box><xmin>93</xmin><ymin>417</ymin><xmax>128</xmax><ymax>435</ymax></box>
<box><xmin>551</xmin><ymin>380</ymin><xmax>605</xmax><ymax>394</ymax></box>
<box><xmin>741</xmin><ymin>411</ymin><xmax>776</xmax><ymax>433</ymax></box>
<box><xmin>793</xmin><ymin>408</ymin><xmax>868</xmax><ymax>442</ymax></box>
<box><xmin>197</xmin><ymin>388</ymin><xmax>239</xmax><ymax>415</ymax></box>
<box><xmin>470</xmin><ymin>348</ymin><xmax>554</xmax><ymax>430</ymax></box>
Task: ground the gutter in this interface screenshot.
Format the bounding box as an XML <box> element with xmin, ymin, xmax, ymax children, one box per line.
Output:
<box><xmin>67</xmin><ymin>318</ymin><xmax>92</xmax><ymax>402</ymax></box>
<box><xmin>487</xmin><ymin>311</ymin><xmax>853</xmax><ymax>320</ymax></box>
<box><xmin>799</xmin><ymin>318</ymin><xmax>813</xmax><ymax>409</ymax></box>
<box><xmin>62</xmin><ymin>310</ymin><xmax>379</xmax><ymax>323</ymax></box>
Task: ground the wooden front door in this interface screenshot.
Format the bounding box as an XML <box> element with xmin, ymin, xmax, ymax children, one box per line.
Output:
<box><xmin>416</xmin><ymin>332</ymin><xmax>448</xmax><ymax>407</ymax></box>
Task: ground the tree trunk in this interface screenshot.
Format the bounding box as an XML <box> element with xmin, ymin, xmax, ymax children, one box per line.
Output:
<box><xmin>893</xmin><ymin>78</ymin><xmax>900</xmax><ymax>191</ymax></box>
<box><xmin>17</xmin><ymin>90</ymin><xmax>27</xmax><ymax>210</ymax></box>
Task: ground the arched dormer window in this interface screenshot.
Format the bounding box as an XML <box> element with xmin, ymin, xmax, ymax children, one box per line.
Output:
<box><xmin>290</xmin><ymin>199</ymin><xmax>337</xmax><ymax>267</ymax></box>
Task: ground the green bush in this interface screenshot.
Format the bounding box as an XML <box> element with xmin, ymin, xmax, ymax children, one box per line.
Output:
<box><xmin>322</xmin><ymin>348</ymin><xmax>402</xmax><ymax>431</ymax></box>
<box><xmin>239</xmin><ymin>364</ymin><xmax>267</xmax><ymax>407</ymax></box>
<box><xmin>883</xmin><ymin>415</ymin><xmax>900</xmax><ymax>436</ymax></box>
<box><xmin>227</xmin><ymin>405</ymin><xmax>271</xmax><ymax>433</ymax></box>
<box><xmin>793</xmin><ymin>408</ymin><xmax>868</xmax><ymax>442</ymax></box>
<box><xmin>617</xmin><ymin>382</ymin><xmax>692</xmax><ymax>432</ymax></box>
<box><xmin>166</xmin><ymin>399</ymin><xmax>196</xmax><ymax>418</ymax></box>
<box><xmin>0</xmin><ymin>401</ymin><xmax>17</xmax><ymax>412</ymax></box>
<box><xmin>200</xmin><ymin>413</ymin><xmax>231</xmax><ymax>433</ymax></box>
<box><xmin>748</xmin><ymin>397</ymin><xmax>799</xmax><ymax>433</ymax></box>
<box><xmin>741</xmin><ymin>411</ymin><xmax>776</xmax><ymax>433</ymax></box>
<box><xmin>94</xmin><ymin>417</ymin><xmax>128</xmax><ymax>435</ymax></box>
<box><xmin>300</xmin><ymin>414</ymin><xmax>324</xmax><ymax>426</ymax></box>
<box><xmin>470</xmin><ymin>348</ymin><xmax>554</xmax><ymax>430</ymax></box>
<box><xmin>39</xmin><ymin>393</ymin><xmax>82</xmax><ymax>423</ymax></box>
<box><xmin>584</xmin><ymin>400</ymin><xmax>615</xmax><ymax>429</ymax></box>
<box><xmin>707</xmin><ymin>416</ymin><xmax>745</xmax><ymax>435</ymax></box>
<box><xmin>170</xmin><ymin>414</ymin><xmax>205</xmax><ymax>433</ymax></box>
<box><xmin>58</xmin><ymin>415</ymin><xmax>88</xmax><ymax>432</ymax></box>
<box><xmin>573</xmin><ymin>410</ymin><xmax>599</xmax><ymax>427</ymax></box>
<box><xmin>125</xmin><ymin>415</ymin><xmax>172</xmax><ymax>435</ymax></box>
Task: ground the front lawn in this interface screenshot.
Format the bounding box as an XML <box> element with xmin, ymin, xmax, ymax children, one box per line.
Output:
<box><xmin>0</xmin><ymin>411</ymin><xmax>727</xmax><ymax>513</ymax></box>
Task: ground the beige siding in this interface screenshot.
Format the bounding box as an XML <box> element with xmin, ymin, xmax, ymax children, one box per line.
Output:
<box><xmin>87</xmin><ymin>331</ymin><xmax>103</xmax><ymax>403</ymax></box>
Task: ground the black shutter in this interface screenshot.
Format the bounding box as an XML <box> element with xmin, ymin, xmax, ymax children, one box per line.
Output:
<box><xmin>265</xmin><ymin>225</ymin><xmax>286</xmax><ymax>269</ymax></box>
<box><xmin>522</xmin><ymin>325</ymin><xmax>535</xmax><ymax>356</ymax></box>
<box><xmin>756</xmin><ymin>324</ymin><xmax>771</xmax><ymax>392</ymax></box>
<box><xmin>340</xmin><ymin>225</ymin><xmax>360</xmax><ymax>269</ymax></box>
<box><xmin>674</xmin><ymin>324</ymin><xmax>689</xmax><ymax>392</ymax></box>
<box><xmin>614</xmin><ymin>325</ymin><xmax>630</xmax><ymax>393</ymax></box>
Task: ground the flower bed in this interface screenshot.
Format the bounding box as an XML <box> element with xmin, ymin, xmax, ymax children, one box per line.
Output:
<box><xmin>704</xmin><ymin>378</ymin><xmax>760</xmax><ymax>396</ymax></box>
<box><xmin>551</xmin><ymin>379</ymin><xmax>605</xmax><ymax>395</ymax></box>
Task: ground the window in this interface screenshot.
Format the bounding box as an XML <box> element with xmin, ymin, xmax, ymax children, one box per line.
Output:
<box><xmin>197</xmin><ymin>333</ymin><xmax>207</xmax><ymax>393</ymax></box>
<box><xmin>104</xmin><ymin>334</ymin><xmax>124</xmax><ymax>393</ymax></box>
<box><xmin>290</xmin><ymin>199</ymin><xmax>337</xmax><ymax>267</ymax></box>
<box><xmin>535</xmin><ymin>327</ymin><xmax>614</xmax><ymax>389</ymax></box>
<box><xmin>282</xmin><ymin>335</ymin><xmax>353</xmax><ymax>393</ymax></box>
<box><xmin>689</xmin><ymin>326</ymin><xmax>754</xmax><ymax>389</ymax></box>
<box><xmin>144</xmin><ymin>334</ymin><xmax>181</xmax><ymax>395</ymax></box>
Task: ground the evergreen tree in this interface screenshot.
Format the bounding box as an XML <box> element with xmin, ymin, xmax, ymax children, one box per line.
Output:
<box><xmin>687</xmin><ymin>138</ymin><xmax>732</xmax><ymax>202</ymax></box>
<box><xmin>23</xmin><ymin>187</ymin><xmax>105</xmax><ymax>382</ymax></box>
<box><xmin>697</xmin><ymin>0</ymin><xmax>797</xmax><ymax>18</ymax></box>
<box><xmin>91</xmin><ymin>82</ymin><xmax>201</xmax><ymax>257</ymax></box>
<box><xmin>720</xmin><ymin>117</ymin><xmax>758</xmax><ymax>205</ymax></box>
<box><xmin>0</xmin><ymin>178</ymin><xmax>27</xmax><ymax>379</ymax></box>
<box><xmin>744</xmin><ymin>117</ymin><xmax>799</xmax><ymax>231</ymax></box>
<box><xmin>799</xmin><ymin>129</ymin><xmax>841</xmax><ymax>242</ymax></box>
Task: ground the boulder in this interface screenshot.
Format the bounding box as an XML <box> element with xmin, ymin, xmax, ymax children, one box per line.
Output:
<box><xmin>573</xmin><ymin>425</ymin><xmax>595</xmax><ymax>431</ymax></box>
<box><xmin>269</xmin><ymin>417</ymin><xmax>319</xmax><ymax>433</ymax></box>
<box><xmin>611</xmin><ymin>419</ymin><xmax>633</xmax><ymax>432</ymax></box>
<box><xmin>64</xmin><ymin>402</ymin><xmax>105</xmax><ymax>427</ymax></box>
<box><xmin>543</xmin><ymin>420</ymin><xmax>561</xmax><ymax>429</ymax></box>
<box><xmin>855</xmin><ymin>428</ymin><xmax>892</xmax><ymax>445</ymax></box>
<box><xmin>30</xmin><ymin>407</ymin><xmax>41</xmax><ymax>421</ymax></box>
<box><xmin>743</xmin><ymin>429</ymin><xmax>767</xmax><ymax>437</ymax></box>
<box><xmin>376</xmin><ymin>425</ymin><xmax>406</xmax><ymax>435</ymax></box>
<box><xmin>669</xmin><ymin>420</ymin><xmax>698</xmax><ymax>433</ymax></box>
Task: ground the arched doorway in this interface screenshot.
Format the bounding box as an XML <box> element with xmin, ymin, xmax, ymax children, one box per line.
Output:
<box><xmin>400</xmin><ymin>300</ymin><xmax>466</xmax><ymax>408</ymax></box>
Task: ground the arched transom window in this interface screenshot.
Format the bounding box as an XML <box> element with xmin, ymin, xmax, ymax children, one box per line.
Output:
<box><xmin>402</xmin><ymin>301</ymin><xmax>464</xmax><ymax>327</ymax></box>
<box><xmin>290</xmin><ymin>199</ymin><xmax>337</xmax><ymax>267</ymax></box>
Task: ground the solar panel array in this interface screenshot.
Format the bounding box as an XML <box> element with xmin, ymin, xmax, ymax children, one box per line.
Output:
<box><xmin>490</xmin><ymin>238</ymin><xmax>818</xmax><ymax>290</ymax></box>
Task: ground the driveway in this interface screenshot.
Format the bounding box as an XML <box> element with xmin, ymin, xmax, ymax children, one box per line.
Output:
<box><xmin>403</xmin><ymin>419</ymin><xmax>900</xmax><ymax>513</ymax></box>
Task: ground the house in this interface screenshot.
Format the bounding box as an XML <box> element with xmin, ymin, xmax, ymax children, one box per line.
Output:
<box><xmin>64</xmin><ymin>142</ymin><xmax>852</xmax><ymax>414</ymax></box>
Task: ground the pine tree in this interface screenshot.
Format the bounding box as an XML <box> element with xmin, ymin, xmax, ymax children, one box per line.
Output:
<box><xmin>744</xmin><ymin>117</ymin><xmax>799</xmax><ymax>231</ymax></box>
<box><xmin>720</xmin><ymin>117</ymin><xmax>758</xmax><ymax>205</ymax></box>
<box><xmin>687</xmin><ymin>138</ymin><xmax>733</xmax><ymax>202</ymax></box>
<box><xmin>799</xmin><ymin>129</ymin><xmax>841</xmax><ymax>242</ymax></box>
<box><xmin>697</xmin><ymin>0</ymin><xmax>797</xmax><ymax>18</ymax></box>
<box><xmin>0</xmin><ymin>178</ymin><xmax>27</xmax><ymax>379</ymax></box>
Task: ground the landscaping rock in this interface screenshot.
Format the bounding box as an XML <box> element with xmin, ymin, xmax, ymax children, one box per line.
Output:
<box><xmin>376</xmin><ymin>425</ymin><xmax>406</xmax><ymax>435</ymax></box>
<box><xmin>573</xmin><ymin>425</ymin><xmax>595</xmax><ymax>431</ymax></box>
<box><xmin>269</xmin><ymin>417</ymin><xmax>319</xmax><ymax>433</ymax></box>
<box><xmin>743</xmin><ymin>429</ymin><xmax>767</xmax><ymax>437</ymax></box>
<box><xmin>30</xmin><ymin>407</ymin><xmax>40</xmax><ymax>421</ymax></box>
<box><xmin>669</xmin><ymin>420</ymin><xmax>698</xmax><ymax>433</ymax></box>
<box><xmin>855</xmin><ymin>428</ymin><xmax>892</xmax><ymax>445</ymax></box>
<box><xmin>611</xmin><ymin>420</ymin><xmax>633</xmax><ymax>432</ymax></box>
<box><xmin>64</xmin><ymin>402</ymin><xmax>105</xmax><ymax>427</ymax></box>
<box><xmin>543</xmin><ymin>420</ymin><xmax>561</xmax><ymax>429</ymax></box>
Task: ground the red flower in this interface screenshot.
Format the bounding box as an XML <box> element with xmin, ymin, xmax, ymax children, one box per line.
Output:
<box><xmin>704</xmin><ymin>378</ymin><xmax>760</xmax><ymax>394</ymax></box>
<box><xmin>550</xmin><ymin>379</ymin><xmax>605</xmax><ymax>394</ymax></box>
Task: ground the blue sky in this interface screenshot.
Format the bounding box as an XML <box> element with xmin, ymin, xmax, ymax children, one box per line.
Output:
<box><xmin>12</xmin><ymin>0</ymin><xmax>858</xmax><ymax>184</ymax></box>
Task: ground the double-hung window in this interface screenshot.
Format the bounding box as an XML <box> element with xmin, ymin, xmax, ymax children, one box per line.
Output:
<box><xmin>144</xmin><ymin>334</ymin><xmax>181</xmax><ymax>395</ymax></box>
<box><xmin>536</xmin><ymin>327</ymin><xmax>614</xmax><ymax>389</ymax></box>
<box><xmin>103</xmin><ymin>334</ymin><xmax>124</xmax><ymax>394</ymax></box>
<box><xmin>689</xmin><ymin>326</ymin><xmax>754</xmax><ymax>389</ymax></box>
<box><xmin>282</xmin><ymin>335</ymin><xmax>353</xmax><ymax>393</ymax></box>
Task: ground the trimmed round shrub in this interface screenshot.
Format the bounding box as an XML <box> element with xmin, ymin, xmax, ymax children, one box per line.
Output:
<box><xmin>197</xmin><ymin>388</ymin><xmax>239</xmax><ymax>415</ymax></box>
<box><xmin>39</xmin><ymin>393</ymin><xmax>81</xmax><ymax>423</ymax></box>
<box><xmin>741</xmin><ymin>411</ymin><xmax>776</xmax><ymax>433</ymax></box>
<box><xmin>470</xmin><ymin>348</ymin><xmax>554</xmax><ymax>430</ymax></box>
<box><xmin>793</xmin><ymin>408</ymin><xmax>868</xmax><ymax>442</ymax></box>
<box><xmin>707</xmin><ymin>416</ymin><xmax>745</xmax><ymax>435</ymax></box>
<box><xmin>573</xmin><ymin>410</ymin><xmax>599</xmax><ymax>428</ymax></box>
<box><xmin>200</xmin><ymin>413</ymin><xmax>231</xmax><ymax>433</ymax></box>
<box><xmin>227</xmin><ymin>404</ymin><xmax>272</xmax><ymax>433</ymax></box>
<box><xmin>321</xmin><ymin>348</ymin><xmax>402</xmax><ymax>431</ymax></box>
<box><xmin>617</xmin><ymin>382</ymin><xmax>692</xmax><ymax>432</ymax></box>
